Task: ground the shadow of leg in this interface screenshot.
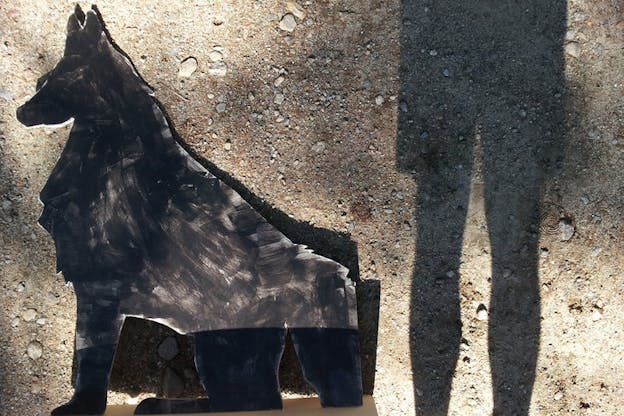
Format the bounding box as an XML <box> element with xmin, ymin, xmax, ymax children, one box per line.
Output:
<box><xmin>486</xmin><ymin>191</ymin><xmax>541</xmax><ymax>416</ymax></box>
<box><xmin>410</xmin><ymin>167</ymin><xmax>471</xmax><ymax>415</ymax></box>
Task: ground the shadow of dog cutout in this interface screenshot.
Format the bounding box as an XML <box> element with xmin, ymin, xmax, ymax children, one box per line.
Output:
<box><xmin>17</xmin><ymin>5</ymin><xmax>363</xmax><ymax>415</ymax></box>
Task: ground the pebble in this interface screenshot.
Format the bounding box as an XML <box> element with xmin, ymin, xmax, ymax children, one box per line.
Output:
<box><xmin>559</xmin><ymin>219</ymin><xmax>574</xmax><ymax>241</ymax></box>
<box><xmin>375</xmin><ymin>95</ymin><xmax>384</xmax><ymax>106</ymax></box>
<box><xmin>208</xmin><ymin>50</ymin><xmax>223</xmax><ymax>62</ymax></box>
<box><xmin>27</xmin><ymin>341</ymin><xmax>43</xmax><ymax>360</ymax></box>
<box><xmin>158</xmin><ymin>336</ymin><xmax>179</xmax><ymax>361</ymax></box>
<box><xmin>565</xmin><ymin>42</ymin><xmax>580</xmax><ymax>58</ymax></box>
<box><xmin>279</xmin><ymin>14</ymin><xmax>297</xmax><ymax>32</ymax></box>
<box><xmin>22</xmin><ymin>309</ymin><xmax>37</xmax><ymax>322</ymax></box>
<box><xmin>590</xmin><ymin>247</ymin><xmax>602</xmax><ymax>257</ymax></box>
<box><xmin>565</xmin><ymin>29</ymin><xmax>576</xmax><ymax>41</ymax></box>
<box><xmin>207</xmin><ymin>62</ymin><xmax>227</xmax><ymax>77</ymax></box>
<box><xmin>554</xmin><ymin>391</ymin><xmax>564</xmax><ymax>401</ymax></box>
<box><xmin>36</xmin><ymin>318</ymin><xmax>46</xmax><ymax>325</ymax></box>
<box><xmin>224</xmin><ymin>141</ymin><xmax>232</xmax><ymax>151</ymax></box>
<box><xmin>274</xmin><ymin>76</ymin><xmax>285</xmax><ymax>87</ymax></box>
<box><xmin>162</xmin><ymin>367</ymin><xmax>184</xmax><ymax>397</ymax></box>
<box><xmin>286</xmin><ymin>1</ymin><xmax>306</xmax><ymax>19</ymax></box>
<box><xmin>442</xmin><ymin>69</ymin><xmax>450</xmax><ymax>77</ymax></box>
<box><xmin>216</xmin><ymin>102</ymin><xmax>227</xmax><ymax>113</ymax></box>
<box><xmin>274</xmin><ymin>93</ymin><xmax>285</xmax><ymax>105</ymax></box>
<box><xmin>311</xmin><ymin>141</ymin><xmax>326</xmax><ymax>153</ymax></box>
<box><xmin>17</xmin><ymin>282</ymin><xmax>25</xmax><ymax>292</ymax></box>
<box><xmin>399</xmin><ymin>101</ymin><xmax>408</xmax><ymax>113</ymax></box>
<box><xmin>178</xmin><ymin>57</ymin><xmax>198</xmax><ymax>78</ymax></box>
<box><xmin>540</xmin><ymin>247</ymin><xmax>550</xmax><ymax>258</ymax></box>
<box><xmin>591</xmin><ymin>309</ymin><xmax>603</xmax><ymax>321</ymax></box>
<box><xmin>476</xmin><ymin>304</ymin><xmax>488</xmax><ymax>321</ymax></box>
<box><xmin>11</xmin><ymin>317</ymin><xmax>19</xmax><ymax>327</ymax></box>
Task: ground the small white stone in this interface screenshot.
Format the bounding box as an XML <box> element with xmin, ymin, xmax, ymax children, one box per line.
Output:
<box><xmin>22</xmin><ymin>309</ymin><xmax>37</xmax><ymax>322</ymax></box>
<box><xmin>208</xmin><ymin>62</ymin><xmax>227</xmax><ymax>77</ymax></box>
<box><xmin>216</xmin><ymin>103</ymin><xmax>227</xmax><ymax>113</ymax></box>
<box><xmin>554</xmin><ymin>391</ymin><xmax>564</xmax><ymax>401</ymax></box>
<box><xmin>224</xmin><ymin>141</ymin><xmax>231</xmax><ymax>151</ymax></box>
<box><xmin>158</xmin><ymin>336</ymin><xmax>179</xmax><ymax>361</ymax></box>
<box><xmin>565</xmin><ymin>42</ymin><xmax>580</xmax><ymax>58</ymax></box>
<box><xmin>279</xmin><ymin>14</ymin><xmax>297</xmax><ymax>32</ymax></box>
<box><xmin>274</xmin><ymin>93</ymin><xmax>285</xmax><ymax>105</ymax></box>
<box><xmin>27</xmin><ymin>341</ymin><xmax>43</xmax><ymax>360</ymax></box>
<box><xmin>208</xmin><ymin>50</ymin><xmax>223</xmax><ymax>62</ymax></box>
<box><xmin>559</xmin><ymin>219</ymin><xmax>575</xmax><ymax>241</ymax></box>
<box><xmin>178</xmin><ymin>57</ymin><xmax>198</xmax><ymax>78</ymax></box>
<box><xmin>591</xmin><ymin>309</ymin><xmax>603</xmax><ymax>321</ymax></box>
<box><xmin>11</xmin><ymin>317</ymin><xmax>19</xmax><ymax>327</ymax></box>
<box><xmin>274</xmin><ymin>76</ymin><xmax>285</xmax><ymax>87</ymax></box>
<box><xmin>476</xmin><ymin>304</ymin><xmax>488</xmax><ymax>321</ymax></box>
<box><xmin>36</xmin><ymin>318</ymin><xmax>46</xmax><ymax>325</ymax></box>
<box><xmin>375</xmin><ymin>95</ymin><xmax>384</xmax><ymax>106</ymax></box>
<box><xmin>565</xmin><ymin>29</ymin><xmax>576</xmax><ymax>41</ymax></box>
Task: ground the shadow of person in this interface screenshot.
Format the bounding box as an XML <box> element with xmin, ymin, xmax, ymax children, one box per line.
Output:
<box><xmin>398</xmin><ymin>1</ymin><xmax>566</xmax><ymax>414</ymax></box>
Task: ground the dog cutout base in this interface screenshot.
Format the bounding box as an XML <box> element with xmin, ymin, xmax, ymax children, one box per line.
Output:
<box><xmin>16</xmin><ymin>5</ymin><xmax>362</xmax><ymax>415</ymax></box>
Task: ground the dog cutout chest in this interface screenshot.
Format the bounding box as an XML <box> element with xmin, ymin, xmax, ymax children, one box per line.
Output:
<box><xmin>17</xmin><ymin>5</ymin><xmax>362</xmax><ymax>415</ymax></box>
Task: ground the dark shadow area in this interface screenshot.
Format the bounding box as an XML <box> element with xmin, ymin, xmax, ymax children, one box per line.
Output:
<box><xmin>398</xmin><ymin>1</ymin><xmax>566</xmax><ymax>415</ymax></box>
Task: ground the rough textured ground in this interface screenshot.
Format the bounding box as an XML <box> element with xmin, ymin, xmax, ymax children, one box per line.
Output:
<box><xmin>0</xmin><ymin>1</ymin><xmax>622</xmax><ymax>415</ymax></box>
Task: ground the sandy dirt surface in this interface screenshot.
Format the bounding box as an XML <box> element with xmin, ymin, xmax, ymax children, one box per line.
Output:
<box><xmin>0</xmin><ymin>1</ymin><xmax>622</xmax><ymax>415</ymax></box>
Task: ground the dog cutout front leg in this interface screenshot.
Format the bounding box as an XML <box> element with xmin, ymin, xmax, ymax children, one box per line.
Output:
<box><xmin>52</xmin><ymin>289</ymin><xmax>124</xmax><ymax>416</ymax></box>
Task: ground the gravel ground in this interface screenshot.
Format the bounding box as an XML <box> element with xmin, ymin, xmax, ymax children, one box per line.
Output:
<box><xmin>1</xmin><ymin>1</ymin><xmax>623</xmax><ymax>415</ymax></box>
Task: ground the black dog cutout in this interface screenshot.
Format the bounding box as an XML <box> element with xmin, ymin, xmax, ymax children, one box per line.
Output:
<box><xmin>17</xmin><ymin>5</ymin><xmax>362</xmax><ymax>415</ymax></box>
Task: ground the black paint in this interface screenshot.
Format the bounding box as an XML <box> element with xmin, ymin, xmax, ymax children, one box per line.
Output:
<box><xmin>17</xmin><ymin>5</ymin><xmax>362</xmax><ymax>414</ymax></box>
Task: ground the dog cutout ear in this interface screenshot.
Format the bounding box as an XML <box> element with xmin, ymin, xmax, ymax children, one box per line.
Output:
<box><xmin>84</xmin><ymin>10</ymin><xmax>103</xmax><ymax>38</ymax></box>
<box><xmin>67</xmin><ymin>14</ymin><xmax>81</xmax><ymax>33</ymax></box>
<box><xmin>74</xmin><ymin>4</ymin><xmax>86</xmax><ymax>25</ymax></box>
<box><xmin>67</xmin><ymin>4</ymin><xmax>86</xmax><ymax>33</ymax></box>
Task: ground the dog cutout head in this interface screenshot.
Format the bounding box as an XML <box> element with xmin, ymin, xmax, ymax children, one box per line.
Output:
<box><xmin>16</xmin><ymin>5</ymin><xmax>151</xmax><ymax>127</ymax></box>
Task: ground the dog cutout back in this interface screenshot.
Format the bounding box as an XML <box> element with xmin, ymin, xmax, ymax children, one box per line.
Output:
<box><xmin>16</xmin><ymin>5</ymin><xmax>362</xmax><ymax>415</ymax></box>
